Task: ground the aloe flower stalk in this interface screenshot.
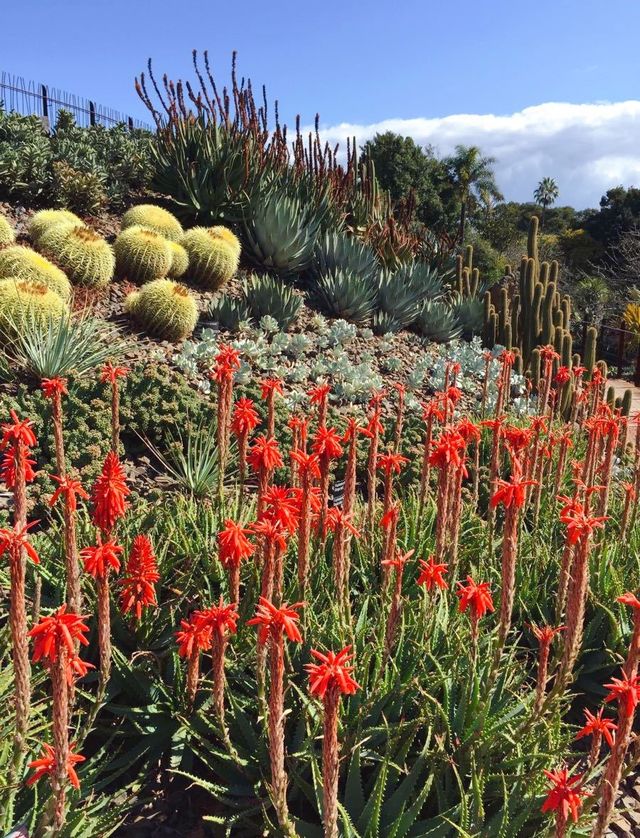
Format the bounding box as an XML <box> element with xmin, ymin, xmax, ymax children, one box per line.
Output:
<box><xmin>193</xmin><ymin>599</ymin><xmax>238</xmax><ymax>726</ymax></box>
<box><xmin>261</xmin><ymin>378</ymin><xmax>284</xmax><ymax>439</ymax></box>
<box><xmin>381</xmin><ymin>549</ymin><xmax>414</xmax><ymax>659</ymax></box>
<box><xmin>325</xmin><ymin>507</ymin><xmax>360</xmax><ymax>616</ymax></box>
<box><xmin>291</xmin><ymin>450</ymin><xmax>321</xmax><ymax>592</ymax></box>
<box><xmin>340</xmin><ymin>419</ymin><xmax>370</xmax><ymax>581</ymax></box>
<box><xmin>28</xmin><ymin>607</ymin><xmax>91</xmax><ymax>830</ymax></box>
<box><xmin>456</xmin><ymin>576</ymin><xmax>494</xmax><ymax>665</ymax></box>
<box><xmin>620</xmin><ymin>482</ymin><xmax>636</xmax><ymax>541</ymax></box>
<box><xmin>365</xmin><ymin>392</ymin><xmax>385</xmax><ymax>540</ymax></box>
<box><xmin>554</xmin><ymin>427</ymin><xmax>573</xmax><ymax>494</ymax></box>
<box><xmin>529</xmin><ymin>623</ymin><xmax>565</xmax><ymax>714</ymax></box>
<box><xmin>309</xmin><ymin>383</ymin><xmax>331</xmax><ymax>428</ymax></box>
<box><xmin>49</xmin><ymin>475</ymin><xmax>89</xmax><ymax>616</ymax></box>
<box><xmin>591</xmin><ymin>669</ymin><xmax>640</xmax><ymax>837</ymax></box>
<box><xmin>576</xmin><ymin>707</ymin><xmax>617</xmax><ymax>771</ymax></box>
<box><xmin>248</xmin><ymin>598</ymin><xmax>303</xmax><ymax>838</ymax></box>
<box><xmin>306</xmin><ymin>646</ymin><xmax>360</xmax><ymax>838</ymax></box>
<box><xmin>392</xmin><ymin>383</ymin><xmax>405</xmax><ymax>453</ymax></box>
<box><xmin>480</xmin><ymin>351</ymin><xmax>493</xmax><ymax>419</ymax></box>
<box><xmin>217</xmin><ymin>519</ymin><xmax>255</xmax><ymax>605</ymax></box>
<box><xmin>558</xmin><ymin>502</ymin><xmax>607</xmax><ymax>683</ymax></box>
<box><xmin>429</xmin><ymin>430</ymin><xmax>465</xmax><ymax>563</ymax></box>
<box><xmin>100</xmin><ymin>362</ymin><xmax>128</xmax><ymax>453</ymax></box>
<box><xmin>248</xmin><ymin>434</ymin><xmax>283</xmax><ymax>520</ymax></box>
<box><xmin>212</xmin><ymin>345</ymin><xmax>241</xmax><ymax>486</ymax></box>
<box><xmin>1</xmin><ymin>411</ymin><xmax>38</xmax><ymax>766</ymax></box>
<box><xmin>231</xmin><ymin>397</ymin><xmax>261</xmax><ymax>495</ymax></box>
<box><xmin>541</xmin><ymin>767</ymin><xmax>586</xmax><ymax>838</ymax></box>
<box><xmin>596</xmin><ymin>412</ymin><xmax>619</xmax><ymax>518</ymax></box>
<box><xmin>312</xmin><ymin>425</ymin><xmax>343</xmax><ymax>540</ymax></box>
<box><xmin>418</xmin><ymin>399</ymin><xmax>442</xmax><ymax>514</ymax></box>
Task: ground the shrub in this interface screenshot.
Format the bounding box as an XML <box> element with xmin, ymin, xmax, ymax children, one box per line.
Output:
<box><xmin>125</xmin><ymin>278</ymin><xmax>199</xmax><ymax>341</ymax></box>
<box><xmin>0</xmin><ymin>246</ymin><xmax>72</xmax><ymax>302</ymax></box>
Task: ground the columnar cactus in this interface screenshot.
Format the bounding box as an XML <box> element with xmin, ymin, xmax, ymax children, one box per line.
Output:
<box><xmin>0</xmin><ymin>246</ymin><xmax>72</xmax><ymax>302</ymax></box>
<box><xmin>124</xmin><ymin>278</ymin><xmax>199</xmax><ymax>341</ymax></box>
<box><xmin>38</xmin><ymin>225</ymin><xmax>114</xmax><ymax>288</ymax></box>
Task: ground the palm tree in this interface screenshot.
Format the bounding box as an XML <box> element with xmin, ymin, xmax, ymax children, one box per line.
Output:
<box><xmin>446</xmin><ymin>145</ymin><xmax>503</xmax><ymax>244</ymax></box>
<box><xmin>533</xmin><ymin>177</ymin><xmax>559</xmax><ymax>226</ymax></box>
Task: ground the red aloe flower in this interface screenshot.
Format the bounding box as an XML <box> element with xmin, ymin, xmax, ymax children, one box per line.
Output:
<box><xmin>231</xmin><ymin>397</ymin><xmax>261</xmax><ymax>436</ymax></box>
<box><xmin>306</xmin><ymin>645</ymin><xmax>360</xmax><ymax>698</ymax></box>
<box><xmin>218</xmin><ymin>519</ymin><xmax>255</xmax><ymax>573</ymax></box>
<box><xmin>260</xmin><ymin>378</ymin><xmax>284</xmax><ymax>400</ymax></box>
<box><xmin>27</xmin><ymin>742</ymin><xmax>85</xmax><ymax>790</ymax></box>
<box><xmin>417</xmin><ymin>555</ymin><xmax>449</xmax><ymax>591</ymax></box>
<box><xmin>576</xmin><ymin>707</ymin><xmax>617</xmax><ymax>749</ymax></box>
<box><xmin>175</xmin><ymin>615</ymin><xmax>213</xmax><ymax>658</ymax></box>
<box><xmin>49</xmin><ymin>475</ymin><xmax>89</xmax><ymax>513</ymax></box>
<box><xmin>0</xmin><ymin>522</ymin><xmax>41</xmax><ymax>565</ymax></box>
<box><xmin>248</xmin><ymin>434</ymin><xmax>283</xmax><ymax>473</ymax></box>
<box><xmin>554</xmin><ymin>366</ymin><xmax>571</xmax><ymax>386</ymax></box>
<box><xmin>312</xmin><ymin>425</ymin><xmax>343</xmax><ymax>461</ymax></box>
<box><xmin>41</xmin><ymin>377</ymin><xmax>69</xmax><ymax>399</ymax></box>
<box><xmin>91</xmin><ymin>451</ymin><xmax>130</xmax><ymax>535</ymax></box>
<box><xmin>541</xmin><ymin>768</ymin><xmax>585</xmax><ymax>825</ymax></box>
<box><xmin>80</xmin><ymin>540</ymin><xmax>123</xmax><ymax>579</ymax></box>
<box><xmin>196</xmin><ymin>599</ymin><xmax>239</xmax><ymax>638</ymax></box>
<box><xmin>118</xmin><ymin>535</ymin><xmax>159</xmax><ymax>621</ymax></box>
<box><xmin>429</xmin><ymin>430</ymin><xmax>465</xmax><ymax>471</ymax></box>
<box><xmin>604</xmin><ymin>671</ymin><xmax>640</xmax><ymax>717</ymax></box>
<box><xmin>99</xmin><ymin>362</ymin><xmax>128</xmax><ymax>384</ymax></box>
<box><xmin>247</xmin><ymin>596</ymin><xmax>303</xmax><ymax>645</ymax></box>
<box><xmin>491</xmin><ymin>470</ymin><xmax>538</xmax><ymax>509</ymax></box>
<box><xmin>1</xmin><ymin>410</ymin><xmax>37</xmax><ymax>449</ymax></box>
<box><xmin>456</xmin><ymin>576</ymin><xmax>494</xmax><ymax>621</ymax></box>
<box><xmin>262</xmin><ymin>485</ymin><xmax>301</xmax><ymax>534</ymax></box>
<box><xmin>1</xmin><ymin>448</ymin><xmax>37</xmax><ymax>487</ymax></box>
<box><xmin>560</xmin><ymin>505</ymin><xmax>607</xmax><ymax>545</ymax></box>
<box><xmin>29</xmin><ymin>606</ymin><xmax>90</xmax><ymax>670</ymax></box>
<box><xmin>503</xmin><ymin>425</ymin><xmax>533</xmax><ymax>454</ymax></box>
<box><xmin>196</xmin><ymin>597</ymin><xmax>239</xmax><ymax>722</ymax></box>
<box><xmin>377</xmin><ymin>452</ymin><xmax>409</xmax><ymax>475</ymax></box>
<box><xmin>308</xmin><ymin>382</ymin><xmax>331</xmax><ymax>425</ymax></box>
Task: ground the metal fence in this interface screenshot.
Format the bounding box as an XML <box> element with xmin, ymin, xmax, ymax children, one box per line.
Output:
<box><xmin>0</xmin><ymin>71</ymin><xmax>151</xmax><ymax>131</ymax></box>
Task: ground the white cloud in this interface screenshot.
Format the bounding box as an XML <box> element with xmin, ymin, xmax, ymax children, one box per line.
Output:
<box><xmin>309</xmin><ymin>101</ymin><xmax>640</xmax><ymax>209</ymax></box>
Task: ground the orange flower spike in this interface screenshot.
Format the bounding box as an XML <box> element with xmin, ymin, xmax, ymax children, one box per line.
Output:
<box><xmin>41</xmin><ymin>377</ymin><xmax>69</xmax><ymax>399</ymax></box>
<box><xmin>417</xmin><ymin>554</ymin><xmax>449</xmax><ymax>591</ymax></box>
<box><xmin>576</xmin><ymin>707</ymin><xmax>617</xmax><ymax>749</ymax></box>
<box><xmin>99</xmin><ymin>362</ymin><xmax>129</xmax><ymax>384</ymax></box>
<box><xmin>604</xmin><ymin>671</ymin><xmax>640</xmax><ymax>717</ymax></box>
<box><xmin>29</xmin><ymin>605</ymin><xmax>90</xmax><ymax>666</ymax></box>
<box><xmin>49</xmin><ymin>475</ymin><xmax>89</xmax><ymax>513</ymax></box>
<box><xmin>27</xmin><ymin>742</ymin><xmax>85</xmax><ymax>790</ymax></box>
<box><xmin>456</xmin><ymin>576</ymin><xmax>494</xmax><ymax>621</ymax></box>
<box><xmin>118</xmin><ymin>534</ymin><xmax>159</xmax><ymax>620</ymax></box>
<box><xmin>80</xmin><ymin>540</ymin><xmax>123</xmax><ymax>579</ymax></box>
<box><xmin>247</xmin><ymin>596</ymin><xmax>303</xmax><ymax>645</ymax></box>
<box><xmin>0</xmin><ymin>521</ymin><xmax>41</xmax><ymax>565</ymax></box>
<box><xmin>541</xmin><ymin>768</ymin><xmax>586</xmax><ymax>824</ymax></box>
<box><xmin>377</xmin><ymin>452</ymin><xmax>409</xmax><ymax>475</ymax></box>
<box><xmin>231</xmin><ymin>397</ymin><xmax>261</xmax><ymax>436</ymax></box>
<box><xmin>312</xmin><ymin>425</ymin><xmax>343</xmax><ymax>462</ymax></box>
<box><xmin>247</xmin><ymin>434</ymin><xmax>284</xmax><ymax>473</ymax></box>
<box><xmin>217</xmin><ymin>519</ymin><xmax>255</xmax><ymax>568</ymax></box>
<box><xmin>306</xmin><ymin>645</ymin><xmax>361</xmax><ymax>698</ymax></box>
<box><xmin>91</xmin><ymin>450</ymin><xmax>130</xmax><ymax>535</ymax></box>
<box><xmin>1</xmin><ymin>409</ymin><xmax>37</xmax><ymax>450</ymax></box>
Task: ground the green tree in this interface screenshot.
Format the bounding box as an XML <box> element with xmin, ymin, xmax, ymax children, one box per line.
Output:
<box><xmin>445</xmin><ymin>145</ymin><xmax>502</xmax><ymax>244</ymax></box>
<box><xmin>359</xmin><ymin>132</ymin><xmax>455</xmax><ymax>228</ymax></box>
<box><xmin>533</xmin><ymin>177</ymin><xmax>559</xmax><ymax>226</ymax></box>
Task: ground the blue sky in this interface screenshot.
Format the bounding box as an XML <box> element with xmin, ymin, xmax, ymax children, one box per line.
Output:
<box><xmin>3</xmin><ymin>0</ymin><xmax>640</xmax><ymax>206</ymax></box>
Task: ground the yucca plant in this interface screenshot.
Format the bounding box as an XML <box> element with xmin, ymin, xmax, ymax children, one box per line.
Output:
<box><xmin>2</xmin><ymin>314</ymin><xmax>130</xmax><ymax>381</ymax></box>
<box><xmin>415</xmin><ymin>301</ymin><xmax>462</xmax><ymax>343</ymax></box>
<box><xmin>241</xmin><ymin>187</ymin><xmax>321</xmax><ymax>277</ymax></box>
<box><xmin>242</xmin><ymin>274</ymin><xmax>302</xmax><ymax>331</ymax></box>
<box><xmin>144</xmin><ymin>422</ymin><xmax>223</xmax><ymax>499</ymax></box>
<box><xmin>312</xmin><ymin>268</ymin><xmax>378</xmax><ymax>326</ymax></box>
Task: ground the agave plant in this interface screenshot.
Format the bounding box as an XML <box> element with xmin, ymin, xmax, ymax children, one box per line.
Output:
<box><xmin>312</xmin><ymin>268</ymin><xmax>378</xmax><ymax>326</ymax></box>
<box><xmin>243</xmin><ymin>274</ymin><xmax>302</xmax><ymax>330</ymax></box>
<box><xmin>2</xmin><ymin>314</ymin><xmax>130</xmax><ymax>381</ymax></box>
<box><xmin>241</xmin><ymin>187</ymin><xmax>321</xmax><ymax>277</ymax></box>
<box><xmin>311</xmin><ymin>230</ymin><xmax>378</xmax><ymax>283</ymax></box>
<box><xmin>415</xmin><ymin>301</ymin><xmax>462</xmax><ymax>343</ymax></box>
<box><xmin>373</xmin><ymin>269</ymin><xmax>422</xmax><ymax>335</ymax></box>
<box><xmin>208</xmin><ymin>295</ymin><xmax>252</xmax><ymax>332</ymax></box>
<box><xmin>454</xmin><ymin>296</ymin><xmax>484</xmax><ymax>340</ymax></box>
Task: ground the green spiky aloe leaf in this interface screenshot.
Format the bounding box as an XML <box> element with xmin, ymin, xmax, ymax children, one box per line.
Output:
<box><xmin>415</xmin><ymin>301</ymin><xmax>462</xmax><ymax>343</ymax></box>
<box><xmin>312</xmin><ymin>268</ymin><xmax>378</xmax><ymax>325</ymax></box>
<box><xmin>243</xmin><ymin>273</ymin><xmax>302</xmax><ymax>330</ymax></box>
<box><xmin>312</xmin><ymin>230</ymin><xmax>378</xmax><ymax>283</ymax></box>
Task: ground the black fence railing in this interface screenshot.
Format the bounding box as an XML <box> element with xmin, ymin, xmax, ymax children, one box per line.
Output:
<box><xmin>0</xmin><ymin>71</ymin><xmax>151</xmax><ymax>131</ymax></box>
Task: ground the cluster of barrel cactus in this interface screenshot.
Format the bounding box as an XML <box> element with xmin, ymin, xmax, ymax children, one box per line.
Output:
<box><xmin>0</xmin><ymin>204</ymin><xmax>242</xmax><ymax>343</ymax></box>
